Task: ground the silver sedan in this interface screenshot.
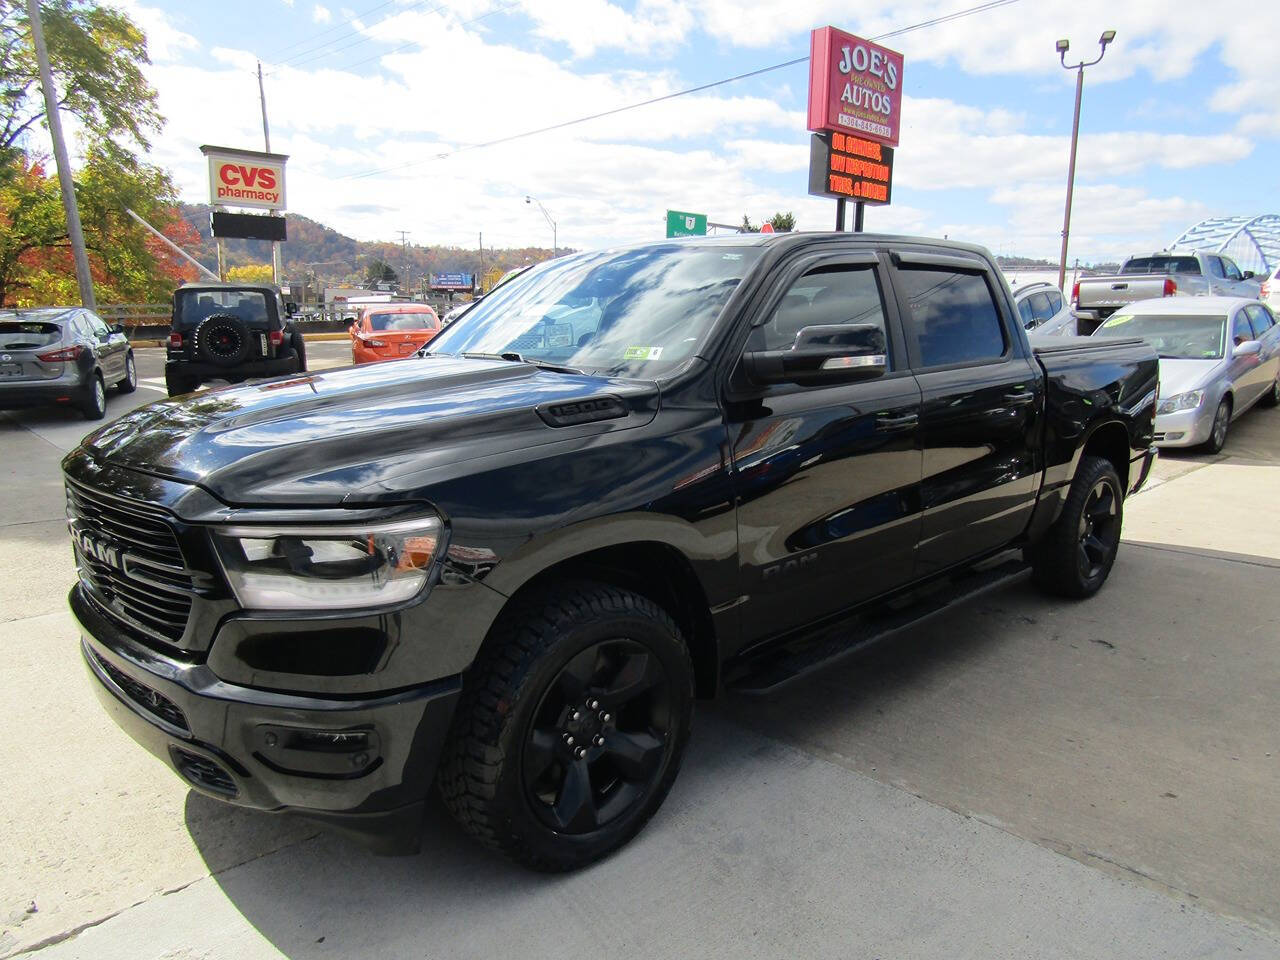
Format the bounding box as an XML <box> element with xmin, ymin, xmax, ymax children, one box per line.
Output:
<box><xmin>1092</xmin><ymin>296</ymin><xmax>1280</xmax><ymax>452</ymax></box>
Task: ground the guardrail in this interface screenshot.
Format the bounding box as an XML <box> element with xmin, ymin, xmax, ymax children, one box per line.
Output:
<box><xmin>98</xmin><ymin>303</ymin><xmax>171</xmax><ymax>325</ymax></box>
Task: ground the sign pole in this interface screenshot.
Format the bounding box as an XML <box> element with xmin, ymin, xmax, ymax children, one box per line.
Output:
<box><xmin>835</xmin><ymin>198</ymin><xmax>846</xmax><ymax>231</ymax></box>
<box><xmin>257</xmin><ymin>62</ymin><xmax>282</xmax><ymax>286</ymax></box>
<box><xmin>854</xmin><ymin>201</ymin><xmax>865</xmax><ymax>233</ymax></box>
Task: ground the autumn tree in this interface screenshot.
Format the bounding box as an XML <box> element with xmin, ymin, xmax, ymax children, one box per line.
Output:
<box><xmin>364</xmin><ymin>258</ymin><xmax>397</xmax><ymax>285</ymax></box>
<box><xmin>226</xmin><ymin>263</ymin><xmax>275</xmax><ymax>284</ymax></box>
<box><xmin>0</xmin><ymin>0</ymin><xmax>193</xmax><ymax>306</ymax></box>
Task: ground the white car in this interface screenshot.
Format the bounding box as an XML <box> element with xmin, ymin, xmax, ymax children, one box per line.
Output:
<box><xmin>1013</xmin><ymin>281</ymin><xmax>1076</xmax><ymax>338</ymax></box>
<box><xmin>1261</xmin><ymin>264</ymin><xmax>1280</xmax><ymax>312</ymax></box>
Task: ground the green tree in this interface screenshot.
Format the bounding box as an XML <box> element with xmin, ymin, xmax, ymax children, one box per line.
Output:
<box><xmin>768</xmin><ymin>212</ymin><xmax>796</xmax><ymax>232</ymax></box>
<box><xmin>0</xmin><ymin>0</ymin><xmax>161</xmax><ymax>176</ymax></box>
<box><xmin>740</xmin><ymin>214</ymin><xmax>758</xmax><ymax>233</ymax></box>
<box><xmin>365</xmin><ymin>258</ymin><xmax>397</xmax><ymax>284</ymax></box>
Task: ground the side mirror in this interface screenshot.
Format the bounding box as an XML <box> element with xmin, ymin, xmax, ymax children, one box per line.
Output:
<box><xmin>111</xmin><ymin>323</ymin><xmax>126</xmax><ymax>335</ymax></box>
<box><xmin>285</xmin><ymin>302</ymin><xmax>299</xmax><ymax>316</ymax></box>
<box><xmin>1242</xmin><ymin>270</ymin><xmax>1255</xmax><ymax>280</ymax></box>
<box><xmin>1233</xmin><ymin>339</ymin><xmax>1261</xmax><ymax>357</ymax></box>
<box><xmin>743</xmin><ymin>323</ymin><xmax>888</xmax><ymax>387</ymax></box>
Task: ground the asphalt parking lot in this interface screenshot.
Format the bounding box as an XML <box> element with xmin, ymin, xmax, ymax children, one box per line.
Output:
<box><xmin>2</xmin><ymin>342</ymin><xmax>1278</xmax><ymax>958</ymax></box>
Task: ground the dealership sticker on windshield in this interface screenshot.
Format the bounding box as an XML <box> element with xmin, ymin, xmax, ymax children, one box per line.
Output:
<box><xmin>623</xmin><ymin>346</ymin><xmax>664</xmax><ymax>360</ymax></box>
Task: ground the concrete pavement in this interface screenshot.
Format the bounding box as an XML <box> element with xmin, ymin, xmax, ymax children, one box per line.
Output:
<box><xmin>2</xmin><ymin>345</ymin><xmax>1279</xmax><ymax>957</ymax></box>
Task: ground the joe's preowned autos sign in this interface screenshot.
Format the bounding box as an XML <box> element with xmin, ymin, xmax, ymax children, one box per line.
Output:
<box><xmin>807</xmin><ymin>26</ymin><xmax>904</xmax><ymax>148</ymax></box>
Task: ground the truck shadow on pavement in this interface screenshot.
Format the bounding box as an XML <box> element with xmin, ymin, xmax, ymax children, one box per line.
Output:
<box><xmin>183</xmin><ymin>536</ymin><xmax>1280</xmax><ymax>956</ymax></box>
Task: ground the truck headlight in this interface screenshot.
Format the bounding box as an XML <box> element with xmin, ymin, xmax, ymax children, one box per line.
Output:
<box><xmin>213</xmin><ymin>516</ymin><xmax>443</xmax><ymax>610</ymax></box>
<box><xmin>1157</xmin><ymin>390</ymin><xmax>1204</xmax><ymax>415</ymax></box>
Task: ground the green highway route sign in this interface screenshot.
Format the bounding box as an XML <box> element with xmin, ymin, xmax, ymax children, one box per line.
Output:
<box><xmin>666</xmin><ymin>210</ymin><xmax>708</xmax><ymax>238</ymax></box>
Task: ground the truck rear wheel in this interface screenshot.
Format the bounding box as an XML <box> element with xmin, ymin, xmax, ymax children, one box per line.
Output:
<box><xmin>1027</xmin><ymin>455</ymin><xmax>1123</xmax><ymax>599</ymax></box>
<box><xmin>438</xmin><ymin>582</ymin><xmax>694</xmax><ymax>871</ymax></box>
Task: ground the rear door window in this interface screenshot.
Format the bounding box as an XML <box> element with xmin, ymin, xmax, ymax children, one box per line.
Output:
<box><xmin>897</xmin><ymin>265</ymin><xmax>1007</xmax><ymax>367</ymax></box>
<box><xmin>1047</xmin><ymin>290</ymin><xmax>1064</xmax><ymax>314</ymax></box>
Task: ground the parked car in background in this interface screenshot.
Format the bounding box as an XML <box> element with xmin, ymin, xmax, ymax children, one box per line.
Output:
<box><xmin>1260</xmin><ymin>263</ymin><xmax>1280</xmax><ymax>312</ymax></box>
<box><xmin>0</xmin><ymin>307</ymin><xmax>135</xmax><ymax>420</ymax></box>
<box><xmin>1074</xmin><ymin>251</ymin><xmax>1261</xmax><ymax>335</ymax></box>
<box><xmin>1092</xmin><ymin>296</ymin><xmax>1279</xmax><ymax>452</ymax></box>
<box><xmin>1013</xmin><ymin>281</ymin><xmax>1075</xmax><ymax>338</ymax></box>
<box><xmin>350</xmin><ymin>303</ymin><xmax>441</xmax><ymax>364</ymax></box>
<box><xmin>165</xmin><ymin>283</ymin><xmax>305</xmax><ymax>397</ymax></box>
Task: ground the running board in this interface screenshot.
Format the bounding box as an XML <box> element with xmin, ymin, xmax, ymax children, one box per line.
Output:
<box><xmin>726</xmin><ymin>559</ymin><xmax>1031</xmax><ymax>697</ymax></box>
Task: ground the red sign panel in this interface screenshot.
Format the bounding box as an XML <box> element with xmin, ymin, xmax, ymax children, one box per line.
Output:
<box><xmin>807</xmin><ymin>26</ymin><xmax>904</xmax><ymax>148</ymax></box>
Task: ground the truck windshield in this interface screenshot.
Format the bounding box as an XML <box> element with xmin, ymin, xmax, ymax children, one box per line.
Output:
<box><xmin>175</xmin><ymin>290</ymin><xmax>272</xmax><ymax>329</ymax></box>
<box><xmin>1094</xmin><ymin>313</ymin><xmax>1226</xmax><ymax>360</ymax></box>
<box><xmin>1120</xmin><ymin>256</ymin><xmax>1202</xmax><ymax>276</ymax></box>
<box><xmin>427</xmin><ymin>244</ymin><xmax>761</xmax><ymax>378</ymax></box>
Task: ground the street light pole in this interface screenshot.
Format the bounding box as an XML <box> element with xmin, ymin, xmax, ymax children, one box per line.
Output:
<box><xmin>525</xmin><ymin>195</ymin><xmax>557</xmax><ymax>257</ymax></box>
<box><xmin>1056</xmin><ymin>30</ymin><xmax>1116</xmax><ymax>293</ymax></box>
<box><xmin>25</xmin><ymin>0</ymin><xmax>96</xmax><ymax>310</ymax></box>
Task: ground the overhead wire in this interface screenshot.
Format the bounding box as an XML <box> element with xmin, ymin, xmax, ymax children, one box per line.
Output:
<box><xmin>337</xmin><ymin>0</ymin><xmax>1025</xmax><ymax>181</ymax></box>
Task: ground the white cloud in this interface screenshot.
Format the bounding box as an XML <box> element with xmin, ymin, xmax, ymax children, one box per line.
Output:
<box><xmin>312</xmin><ymin>4</ymin><xmax>332</xmax><ymax>25</ymax></box>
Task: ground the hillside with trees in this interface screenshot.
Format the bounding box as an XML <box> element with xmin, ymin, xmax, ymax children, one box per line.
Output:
<box><xmin>178</xmin><ymin>203</ymin><xmax>559</xmax><ymax>294</ymax></box>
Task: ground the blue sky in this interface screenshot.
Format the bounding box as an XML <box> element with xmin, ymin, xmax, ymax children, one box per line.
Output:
<box><xmin>109</xmin><ymin>0</ymin><xmax>1278</xmax><ymax>265</ymax></box>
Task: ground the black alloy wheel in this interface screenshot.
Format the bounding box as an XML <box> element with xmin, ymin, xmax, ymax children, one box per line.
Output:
<box><xmin>523</xmin><ymin>639</ymin><xmax>674</xmax><ymax>835</ymax></box>
<box><xmin>1027</xmin><ymin>454</ymin><xmax>1124</xmax><ymax>599</ymax></box>
<box><xmin>438</xmin><ymin>582</ymin><xmax>694</xmax><ymax>871</ymax></box>
<box><xmin>1076</xmin><ymin>477</ymin><xmax>1120</xmax><ymax>582</ymax></box>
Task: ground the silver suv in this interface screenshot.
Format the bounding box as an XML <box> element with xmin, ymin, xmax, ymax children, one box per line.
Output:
<box><xmin>0</xmin><ymin>307</ymin><xmax>135</xmax><ymax>420</ymax></box>
<box><xmin>1013</xmin><ymin>282</ymin><xmax>1075</xmax><ymax>338</ymax></box>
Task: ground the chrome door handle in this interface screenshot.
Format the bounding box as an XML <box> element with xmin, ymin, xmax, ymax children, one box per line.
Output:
<box><xmin>1004</xmin><ymin>392</ymin><xmax>1036</xmax><ymax>405</ymax></box>
<box><xmin>875</xmin><ymin>413</ymin><xmax>919</xmax><ymax>432</ymax></box>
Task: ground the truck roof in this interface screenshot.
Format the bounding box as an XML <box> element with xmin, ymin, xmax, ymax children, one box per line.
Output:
<box><xmin>1120</xmin><ymin>295</ymin><xmax>1260</xmax><ymax>315</ymax></box>
<box><xmin>177</xmin><ymin>281</ymin><xmax>283</xmax><ymax>295</ymax></box>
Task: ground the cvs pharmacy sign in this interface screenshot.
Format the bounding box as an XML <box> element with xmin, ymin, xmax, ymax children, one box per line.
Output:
<box><xmin>200</xmin><ymin>144</ymin><xmax>288</xmax><ymax>211</ymax></box>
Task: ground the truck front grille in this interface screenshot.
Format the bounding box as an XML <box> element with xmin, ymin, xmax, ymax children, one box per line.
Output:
<box><xmin>67</xmin><ymin>480</ymin><xmax>194</xmax><ymax>648</ymax></box>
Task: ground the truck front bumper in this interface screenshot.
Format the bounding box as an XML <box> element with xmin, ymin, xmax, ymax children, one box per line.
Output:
<box><xmin>71</xmin><ymin>584</ymin><xmax>461</xmax><ymax>853</ymax></box>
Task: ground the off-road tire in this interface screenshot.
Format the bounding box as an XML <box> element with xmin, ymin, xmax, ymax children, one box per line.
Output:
<box><xmin>290</xmin><ymin>328</ymin><xmax>307</xmax><ymax>372</ymax></box>
<box><xmin>116</xmin><ymin>351</ymin><xmax>137</xmax><ymax>393</ymax></box>
<box><xmin>1202</xmin><ymin>398</ymin><xmax>1231</xmax><ymax>454</ymax></box>
<box><xmin>165</xmin><ymin>368</ymin><xmax>199</xmax><ymax>397</ymax></box>
<box><xmin>192</xmin><ymin>313</ymin><xmax>251</xmax><ymax>367</ymax></box>
<box><xmin>1027</xmin><ymin>455</ymin><xmax>1123</xmax><ymax>599</ymax></box>
<box><xmin>438</xmin><ymin>582</ymin><xmax>695</xmax><ymax>872</ymax></box>
<box><xmin>81</xmin><ymin>372</ymin><xmax>106</xmax><ymax>420</ymax></box>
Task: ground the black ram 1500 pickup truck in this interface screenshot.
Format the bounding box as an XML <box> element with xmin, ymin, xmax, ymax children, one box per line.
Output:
<box><xmin>64</xmin><ymin>234</ymin><xmax>1157</xmax><ymax>870</ymax></box>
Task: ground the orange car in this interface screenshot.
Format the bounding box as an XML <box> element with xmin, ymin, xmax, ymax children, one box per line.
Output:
<box><xmin>349</xmin><ymin>303</ymin><xmax>441</xmax><ymax>364</ymax></box>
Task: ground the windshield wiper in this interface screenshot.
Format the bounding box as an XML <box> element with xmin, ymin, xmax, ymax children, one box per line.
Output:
<box><xmin>461</xmin><ymin>351</ymin><xmax>583</xmax><ymax>375</ymax></box>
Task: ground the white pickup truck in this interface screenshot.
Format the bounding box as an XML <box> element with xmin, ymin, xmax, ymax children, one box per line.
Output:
<box><xmin>1073</xmin><ymin>250</ymin><xmax>1261</xmax><ymax>334</ymax></box>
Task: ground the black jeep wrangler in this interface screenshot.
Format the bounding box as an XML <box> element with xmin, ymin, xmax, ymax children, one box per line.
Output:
<box><xmin>165</xmin><ymin>282</ymin><xmax>306</xmax><ymax>396</ymax></box>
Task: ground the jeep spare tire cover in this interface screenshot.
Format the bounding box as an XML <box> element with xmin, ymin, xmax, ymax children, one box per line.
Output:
<box><xmin>193</xmin><ymin>313</ymin><xmax>252</xmax><ymax>367</ymax></box>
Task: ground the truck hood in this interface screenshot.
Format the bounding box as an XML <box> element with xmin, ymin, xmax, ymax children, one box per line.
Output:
<box><xmin>82</xmin><ymin>356</ymin><xmax>659</xmax><ymax>505</ymax></box>
<box><xmin>1157</xmin><ymin>357</ymin><xmax>1225</xmax><ymax>398</ymax></box>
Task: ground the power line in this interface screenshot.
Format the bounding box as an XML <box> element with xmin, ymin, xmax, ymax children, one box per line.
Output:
<box><xmin>267</xmin><ymin>0</ymin><xmax>449</xmax><ymax>72</ymax></box>
<box><xmin>339</xmin><ymin>0</ymin><xmax>1024</xmax><ymax>182</ymax></box>
<box><xmin>268</xmin><ymin>0</ymin><xmax>407</xmax><ymax>61</ymax></box>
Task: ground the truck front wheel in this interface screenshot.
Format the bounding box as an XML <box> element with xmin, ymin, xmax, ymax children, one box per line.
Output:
<box><xmin>1027</xmin><ymin>455</ymin><xmax>1123</xmax><ymax>599</ymax></box>
<box><xmin>438</xmin><ymin>582</ymin><xmax>694</xmax><ymax>871</ymax></box>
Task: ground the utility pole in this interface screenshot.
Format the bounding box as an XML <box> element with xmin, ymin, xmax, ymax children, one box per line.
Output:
<box><xmin>257</xmin><ymin>61</ymin><xmax>283</xmax><ymax>286</ymax></box>
<box><xmin>26</xmin><ymin>0</ymin><xmax>95</xmax><ymax>310</ymax></box>
<box><xmin>395</xmin><ymin>230</ymin><xmax>410</xmax><ymax>296</ymax></box>
<box><xmin>479</xmin><ymin>232</ymin><xmax>484</xmax><ymax>290</ymax></box>
<box><xmin>1055</xmin><ymin>30</ymin><xmax>1116</xmax><ymax>292</ymax></box>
